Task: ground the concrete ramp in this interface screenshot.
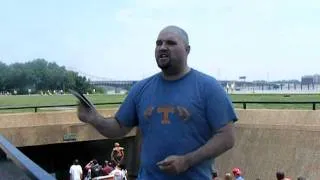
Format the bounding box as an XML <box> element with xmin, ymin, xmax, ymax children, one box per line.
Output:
<box><xmin>216</xmin><ymin>109</ymin><xmax>320</xmax><ymax>179</ymax></box>
<box><xmin>0</xmin><ymin>159</ymin><xmax>31</xmax><ymax>180</ymax></box>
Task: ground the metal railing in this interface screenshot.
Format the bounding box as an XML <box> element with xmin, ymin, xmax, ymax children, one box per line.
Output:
<box><xmin>232</xmin><ymin>101</ymin><xmax>320</xmax><ymax>110</ymax></box>
<box><xmin>0</xmin><ymin>102</ymin><xmax>122</xmax><ymax>113</ymax></box>
<box><xmin>0</xmin><ymin>101</ymin><xmax>319</xmax><ymax>112</ymax></box>
<box><xmin>0</xmin><ymin>135</ymin><xmax>55</xmax><ymax>180</ymax></box>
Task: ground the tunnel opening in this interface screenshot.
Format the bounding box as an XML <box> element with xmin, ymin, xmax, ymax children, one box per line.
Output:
<box><xmin>18</xmin><ymin>137</ymin><xmax>137</xmax><ymax>180</ymax></box>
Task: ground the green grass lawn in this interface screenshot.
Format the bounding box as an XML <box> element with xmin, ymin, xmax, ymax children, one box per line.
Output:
<box><xmin>0</xmin><ymin>93</ymin><xmax>320</xmax><ymax>113</ymax></box>
<box><xmin>0</xmin><ymin>94</ymin><xmax>125</xmax><ymax>113</ymax></box>
<box><xmin>0</xmin><ymin>94</ymin><xmax>125</xmax><ymax>107</ymax></box>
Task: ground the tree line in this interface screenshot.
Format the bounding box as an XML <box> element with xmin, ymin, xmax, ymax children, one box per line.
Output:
<box><xmin>0</xmin><ymin>59</ymin><xmax>99</xmax><ymax>94</ymax></box>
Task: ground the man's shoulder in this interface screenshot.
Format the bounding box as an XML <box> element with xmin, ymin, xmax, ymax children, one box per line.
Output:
<box><xmin>128</xmin><ymin>73</ymin><xmax>160</xmax><ymax>93</ymax></box>
<box><xmin>70</xmin><ymin>165</ymin><xmax>78</xmax><ymax>171</ymax></box>
<box><xmin>192</xmin><ymin>68</ymin><xmax>219</xmax><ymax>83</ymax></box>
<box><xmin>191</xmin><ymin>68</ymin><xmax>222</xmax><ymax>91</ymax></box>
<box><xmin>135</xmin><ymin>73</ymin><xmax>160</xmax><ymax>85</ymax></box>
<box><xmin>190</xmin><ymin>69</ymin><xmax>230</xmax><ymax>101</ymax></box>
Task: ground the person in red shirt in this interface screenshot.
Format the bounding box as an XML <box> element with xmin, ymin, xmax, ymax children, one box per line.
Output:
<box><xmin>102</xmin><ymin>161</ymin><xmax>114</xmax><ymax>175</ymax></box>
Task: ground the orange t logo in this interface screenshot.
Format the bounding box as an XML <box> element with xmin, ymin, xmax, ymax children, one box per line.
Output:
<box><xmin>157</xmin><ymin>106</ymin><xmax>174</xmax><ymax>124</ymax></box>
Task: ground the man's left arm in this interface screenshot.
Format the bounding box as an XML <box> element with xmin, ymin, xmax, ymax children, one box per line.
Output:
<box><xmin>158</xmin><ymin>119</ymin><xmax>236</xmax><ymax>174</ymax></box>
<box><xmin>185</xmin><ymin>122</ymin><xmax>235</xmax><ymax>167</ymax></box>
<box><xmin>184</xmin><ymin>80</ymin><xmax>238</xmax><ymax>167</ymax></box>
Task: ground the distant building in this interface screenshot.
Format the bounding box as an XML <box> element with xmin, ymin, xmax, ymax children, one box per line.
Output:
<box><xmin>301</xmin><ymin>74</ymin><xmax>320</xmax><ymax>85</ymax></box>
<box><xmin>301</xmin><ymin>75</ymin><xmax>314</xmax><ymax>85</ymax></box>
<box><xmin>313</xmin><ymin>74</ymin><xmax>320</xmax><ymax>84</ymax></box>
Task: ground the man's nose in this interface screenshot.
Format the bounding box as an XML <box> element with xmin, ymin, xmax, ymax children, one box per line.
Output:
<box><xmin>159</xmin><ymin>43</ymin><xmax>168</xmax><ymax>51</ymax></box>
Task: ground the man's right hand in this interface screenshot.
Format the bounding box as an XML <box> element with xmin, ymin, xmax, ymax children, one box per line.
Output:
<box><xmin>77</xmin><ymin>102</ymin><xmax>99</xmax><ymax>124</ymax></box>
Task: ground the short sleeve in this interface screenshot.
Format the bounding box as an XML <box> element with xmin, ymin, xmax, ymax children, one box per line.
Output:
<box><xmin>115</xmin><ymin>83</ymin><xmax>140</xmax><ymax>127</ymax></box>
<box><xmin>205</xmin><ymin>79</ymin><xmax>238</xmax><ymax>133</ymax></box>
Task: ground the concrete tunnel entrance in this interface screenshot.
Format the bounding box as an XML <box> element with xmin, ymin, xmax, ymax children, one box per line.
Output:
<box><xmin>18</xmin><ymin>137</ymin><xmax>139</xmax><ymax>180</ymax></box>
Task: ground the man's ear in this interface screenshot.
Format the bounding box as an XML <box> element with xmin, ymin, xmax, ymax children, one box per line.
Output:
<box><xmin>186</xmin><ymin>45</ymin><xmax>191</xmax><ymax>54</ymax></box>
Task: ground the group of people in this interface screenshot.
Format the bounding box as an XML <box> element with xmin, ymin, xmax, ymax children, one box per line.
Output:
<box><xmin>83</xmin><ymin>159</ymin><xmax>127</xmax><ymax>180</ymax></box>
<box><xmin>69</xmin><ymin>142</ymin><xmax>127</xmax><ymax>180</ymax></box>
<box><xmin>70</xmin><ymin>159</ymin><xmax>127</xmax><ymax>180</ymax></box>
<box><xmin>212</xmin><ymin>168</ymin><xmax>244</xmax><ymax>180</ymax></box>
<box><xmin>274</xmin><ymin>171</ymin><xmax>306</xmax><ymax>180</ymax></box>
<box><xmin>211</xmin><ymin>169</ymin><xmax>307</xmax><ymax>180</ymax></box>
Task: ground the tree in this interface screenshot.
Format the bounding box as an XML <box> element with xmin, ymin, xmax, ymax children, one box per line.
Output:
<box><xmin>0</xmin><ymin>59</ymin><xmax>94</xmax><ymax>94</ymax></box>
<box><xmin>0</xmin><ymin>62</ymin><xmax>8</xmax><ymax>91</ymax></box>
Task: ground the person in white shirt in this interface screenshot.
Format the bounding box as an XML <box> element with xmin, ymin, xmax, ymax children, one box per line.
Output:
<box><xmin>120</xmin><ymin>164</ymin><xmax>127</xmax><ymax>180</ymax></box>
<box><xmin>121</xmin><ymin>169</ymin><xmax>127</xmax><ymax>180</ymax></box>
<box><xmin>69</xmin><ymin>159</ymin><xmax>83</xmax><ymax>180</ymax></box>
<box><xmin>110</xmin><ymin>164</ymin><xmax>126</xmax><ymax>180</ymax></box>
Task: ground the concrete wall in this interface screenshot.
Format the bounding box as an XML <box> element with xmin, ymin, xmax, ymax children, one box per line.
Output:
<box><xmin>0</xmin><ymin>109</ymin><xmax>136</xmax><ymax>147</ymax></box>
<box><xmin>0</xmin><ymin>108</ymin><xmax>118</xmax><ymax>128</ymax></box>
<box><xmin>215</xmin><ymin>109</ymin><xmax>320</xmax><ymax>180</ymax></box>
<box><xmin>1</xmin><ymin>109</ymin><xmax>320</xmax><ymax>179</ymax></box>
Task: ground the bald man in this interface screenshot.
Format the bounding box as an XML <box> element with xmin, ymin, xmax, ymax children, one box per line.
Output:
<box><xmin>77</xmin><ymin>25</ymin><xmax>237</xmax><ymax>179</ymax></box>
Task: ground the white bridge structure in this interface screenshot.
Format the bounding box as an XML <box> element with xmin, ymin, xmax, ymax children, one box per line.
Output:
<box><xmin>69</xmin><ymin>67</ymin><xmax>319</xmax><ymax>94</ymax></box>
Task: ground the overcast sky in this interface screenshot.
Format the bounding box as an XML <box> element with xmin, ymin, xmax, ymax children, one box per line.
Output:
<box><xmin>0</xmin><ymin>0</ymin><xmax>319</xmax><ymax>81</ymax></box>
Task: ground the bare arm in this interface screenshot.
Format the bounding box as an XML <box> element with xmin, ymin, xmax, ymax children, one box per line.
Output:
<box><xmin>185</xmin><ymin>122</ymin><xmax>235</xmax><ymax>167</ymax></box>
<box><xmin>111</xmin><ymin>149</ymin><xmax>115</xmax><ymax>161</ymax></box>
<box><xmin>77</xmin><ymin>104</ymin><xmax>132</xmax><ymax>139</ymax></box>
<box><xmin>89</xmin><ymin>114</ymin><xmax>132</xmax><ymax>139</ymax></box>
<box><xmin>85</xmin><ymin>162</ymin><xmax>93</xmax><ymax>170</ymax></box>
